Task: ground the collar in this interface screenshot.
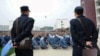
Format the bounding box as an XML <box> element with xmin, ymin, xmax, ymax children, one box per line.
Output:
<box><xmin>77</xmin><ymin>15</ymin><xmax>85</xmax><ymax>18</ymax></box>
<box><xmin>21</xmin><ymin>14</ymin><xmax>28</xmax><ymax>17</ymax></box>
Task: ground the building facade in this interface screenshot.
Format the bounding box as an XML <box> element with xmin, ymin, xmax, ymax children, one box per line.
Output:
<box><xmin>81</xmin><ymin>0</ymin><xmax>96</xmax><ymax>25</ymax></box>
<box><xmin>34</xmin><ymin>26</ymin><xmax>41</xmax><ymax>31</ymax></box>
<box><xmin>9</xmin><ymin>20</ymin><xmax>13</xmax><ymax>30</ymax></box>
<box><xmin>55</xmin><ymin>19</ymin><xmax>69</xmax><ymax>29</ymax></box>
<box><xmin>0</xmin><ymin>25</ymin><xmax>9</xmax><ymax>31</ymax></box>
<box><xmin>40</xmin><ymin>26</ymin><xmax>53</xmax><ymax>32</ymax></box>
<box><xmin>95</xmin><ymin>0</ymin><xmax>100</xmax><ymax>48</ymax></box>
<box><xmin>95</xmin><ymin>0</ymin><xmax>100</xmax><ymax>29</ymax></box>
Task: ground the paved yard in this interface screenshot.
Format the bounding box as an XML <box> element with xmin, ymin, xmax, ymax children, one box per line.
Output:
<box><xmin>34</xmin><ymin>36</ymin><xmax>100</xmax><ymax>56</ymax></box>
<box><xmin>11</xmin><ymin>37</ymin><xmax>100</xmax><ymax>56</ymax></box>
<box><xmin>34</xmin><ymin>46</ymin><xmax>72</xmax><ymax>56</ymax></box>
<box><xmin>11</xmin><ymin>46</ymin><xmax>72</xmax><ymax>56</ymax></box>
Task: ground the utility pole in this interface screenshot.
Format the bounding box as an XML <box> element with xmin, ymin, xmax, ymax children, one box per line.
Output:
<box><xmin>45</xmin><ymin>16</ymin><xmax>47</xmax><ymax>32</ymax></box>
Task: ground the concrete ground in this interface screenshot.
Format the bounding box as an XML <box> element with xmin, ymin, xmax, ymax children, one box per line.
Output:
<box><xmin>34</xmin><ymin>36</ymin><xmax>100</xmax><ymax>56</ymax></box>
<box><xmin>11</xmin><ymin>46</ymin><xmax>72</xmax><ymax>56</ymax></box>
<box><xmin>11</xmin><ymin>37</ymin><xmax>100</xmax><ymax>56</ymax></box>
<box><xmin>34</xmin><ymin>46</ymin><xmax>72</xmax><ymax>56</ymax></box>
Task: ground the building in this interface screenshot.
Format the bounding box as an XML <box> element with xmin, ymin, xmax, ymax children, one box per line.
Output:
<box><xmin>40</xmin><ymin>26</ymin><xmax>53</xmax><ymax>32</ymax></box>
<box><xmin>34</xmin><ymin>26</ymin><xmax>41</xmax><ymax>31</ymax></box>
<box><xmin>9</xmin><ymin>20</ymin><xmax>13</xmax><ymax>30</ymax></box>
<box><xmin>9</xmin><ymin>20</ymin><xmax>36</xmax><ymax>31</ymax></box>
<box><xmin>55</xmin><ymin>19</ymin><xmax>69</xmax><ymax>29</ymax></box>
<box><xmin>0</xmin><ymin>25</ymin><xmax>9</xmax><ymax>31</ymax></box>
<box><xmin>95</xmin><ymin>0</ymin><xmax>100</xmax><ymax>29</ymax></box>
<box><xmin>81</xmin><ymin>0</ymin><xmax>96</xmax><ymax>25</ymax></box>
<box><xmin>95</xmin><ymin>0</ymin><xmax>100</xmax><ymax>40</ymax></box>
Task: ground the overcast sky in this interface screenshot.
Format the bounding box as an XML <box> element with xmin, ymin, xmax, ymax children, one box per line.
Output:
<box><xmin>0</xmin><ymin>0</ymin><xmax>80</xmax><ymax>27</ymax></box>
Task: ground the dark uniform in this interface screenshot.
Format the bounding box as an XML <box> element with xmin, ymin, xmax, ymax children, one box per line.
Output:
<box><xmin>70</xmin><ymin>15</ymin><xmax>98</xmax><ymax>56</ymax></box>
<box><xmin>11</xmin><ymin>14</ymin><xmax>34</xmax><ymax>56</ymax></box>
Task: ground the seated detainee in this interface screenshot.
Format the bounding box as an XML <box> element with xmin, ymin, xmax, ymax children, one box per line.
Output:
<box><xmin>0</xmin><ymin>35</ymin><xmax>2</xmax><ymax>47</ymax></box>
<box><xmin>35</xmin><ymin>35</ymin><xmax>41</xmax><ymax>45</ymax></box>
<box><xmin>0</xmin><ymin>39</ymin><xmax>1</xmax><ymax>47</ymax></box>
<box><xmin>64</xmin><ymin>35</ymin><xmax>71</xmax><ymax>46</ymax></box>
<box><xmin>49</xmin><ymin>34</ymin><xmax>59</xmax><ymax>49</ymax></box>
<box><xmin>32</xmin><ymin>33</ymin><xmax>41</xmax><ymax>49</ymax></box>
<box><xmin>1</xmin><ymin>35</ymin><xmax>7</xmax><ymax>47</ymax></box>
<box><xmin>59</xmin><ymin>36</ymin><xmax>68</xmax><ymax>49</ymax></box>
<box><xmin>47</xmin><ymin>33</ymin><xmax>58</xmax><ymax>49</ymax></box>
<box><xmin>40</xmin><ymin>36</ymin><xmax>48</xmax><ymax>49</ymax></box>
<box><xmin>4</xmin><ymin>35</ymin><xmax>11</xmax><ymax>43</ymax></box>
<box><xmin>32</xmin><ymin>37</ymin><xmax>39</xmax><ymax>49</ymax></box>
<box><xmin>47</xmin><ymin>33</ymin><xmax>55</xmax><ymax>45</ymax></box>
<box><xmin>54</xmin><ymin>34</ymin><xmax>60</xmax><ymax>45</ymax></box>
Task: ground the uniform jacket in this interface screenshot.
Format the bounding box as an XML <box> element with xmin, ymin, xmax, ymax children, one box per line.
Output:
<box><xmin>11</xmin><ymin>14</ymin><xmax>35</xmax><ymax>42</ymax></box>
<box><xmin>70</xmin><ymin>15</ymin><xmax>98</xmax><ymax>47</ymax></box>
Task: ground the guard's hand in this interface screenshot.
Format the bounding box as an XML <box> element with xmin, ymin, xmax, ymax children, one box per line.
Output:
<box><xmin>85</xmin><ymin>47</ymin><xmax>90</xmax><ymax>49</ymax></box>
<box><xmin>86</xmin><ymin>41</ymin><xmax>92</xmax><ymax>47</ymax></box>
<box><xmin>13</xmin><ymin>42</ymin><xmax>18</xmax><ymax>48</ymax></box>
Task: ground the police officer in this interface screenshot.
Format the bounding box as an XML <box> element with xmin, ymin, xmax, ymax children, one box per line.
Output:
<box><xmin>70</xmin><ymin>6</ymin><xmax>98</xmax><ymax>56</ymax></box>
<box><xmin>11</xmin><ymin>6</ymin><xmax>35</xmax><ymax>56</ymax></box>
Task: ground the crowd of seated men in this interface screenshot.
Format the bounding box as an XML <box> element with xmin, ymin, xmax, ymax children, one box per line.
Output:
<box><xmin>0</xmin><ymin>32</ymin><xmax>72</xmax><ymax>50</ymax></box>
<box><xmin>32</xmin><ymin>32</ymin><xmax>72</xmax><ymax>49</ymax></box>
<box><xmin>0</xmin><ymin>34</ymin><xmax>11</xmax><ymax>47</ymax></box>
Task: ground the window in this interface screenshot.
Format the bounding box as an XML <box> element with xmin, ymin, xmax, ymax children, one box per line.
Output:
<box><xmin>97</xmin><ymin>1</ymin><xmax>100</xmax><ymax>6</ymax></box>
<box><xmin>61</xmin><ymin>21</ymin><xmax>63</xmax><ymax>23</ymax></box>
<box><xmin>97</xmin><ymin>17</ymin><xmax>100</xmax><ymax>22</ymax></box>
<box><xmin>82</xmin><ymin>0</ymin><xmax>84</xmax><ymax>5</ymax></box>
<box><xmin>61</xmin><ymin>24</ymin><xmax>64</xmax><ymax>26</ymax></box>
<box><xmin>98</xmin><ymin>9</ymin><xmax>100</xmax><ymax>14</ymax></box>
<box><xmin>97</xmin><ymin>9</ymin><xmax>100</xmax><ymax>14</ymax></box>
<box><xmin>98</xmin><ymin>2</ymin><xmax>100</xmax><ymax>6</ymax></box>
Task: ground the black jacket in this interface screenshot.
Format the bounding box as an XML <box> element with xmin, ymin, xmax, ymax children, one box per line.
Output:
<box><xmin>70</xmin><ymin>15</ymin><xmax>98</xmax><ymax>47</ymax></box>
<box><xmin>11</xmin><ymin>14</ymin><xmax>35</xmax><ymax>42</ymax></box>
